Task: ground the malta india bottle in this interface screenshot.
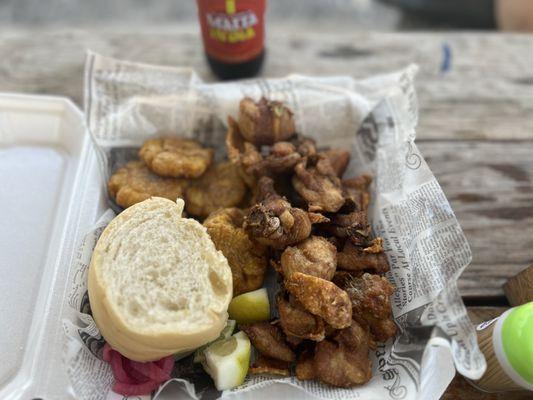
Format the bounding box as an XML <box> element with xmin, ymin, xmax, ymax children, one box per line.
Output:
<box><xmin>197</xmin><ymin>0</ymin><xmax>266</xmax><ymax>80</ymax></box>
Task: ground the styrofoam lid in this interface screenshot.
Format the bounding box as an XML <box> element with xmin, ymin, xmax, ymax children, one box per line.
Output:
<box><xmin>0</xmin><ymin>94</ymin><xmax>99</xmax><ymax>399</ymax></box>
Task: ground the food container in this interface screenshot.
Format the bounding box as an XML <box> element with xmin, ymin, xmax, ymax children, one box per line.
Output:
<box><xmin>0</xmin><ymin>93</ymin><xmax>106</xmax><ymax>399</ymax></box>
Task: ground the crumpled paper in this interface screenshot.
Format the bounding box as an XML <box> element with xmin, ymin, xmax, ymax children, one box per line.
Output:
<box><xmin>61</xmin><ymin>52</ymin><xmax>485</xmax><ymax>400</ymax></box>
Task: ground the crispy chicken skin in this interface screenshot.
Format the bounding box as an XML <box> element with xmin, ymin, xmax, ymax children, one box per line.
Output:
<box><xmin>280</xmin><ymin>236</ymin><xmax>337</xmax><ymax>280</ymax></box>
<box><xmin>240</xmin><ymin>322</ymin><xmax>296</xmax><ymax>363</ymax></box>
<box><xmin>285</xmin><ymin>272</ymin><xmax>352</xmax><ymax>329</ymax></box>
<box><xmin>249</xmin><ymin>354</ymin><xmax>291</xmax><ymax>376</ymax></box>
<box><xmin>244</xmin><ymin>177</ymin><xmax>311</xmax><ymax>249</ymax></box>
<box><xmin>345</xmin><ymin>273</ymin><xmax>397</xmax><ymax>342</ymax></box>
<box><xmin>227</xmin><ymin>115</ymin><xmax>318</xmax><ymax>180</ymax></box>
<box><xmin>139</xmin><ymin>137</ymin><xmax>214</xmax><ymax>178</ymax></box>
<box><xmin>295</xmin><ymin>349</ymin><xmax>317</xmax><ymax>381</ymax></box>
<box><xmin>321</xmin><ymin>210</ymin><xmax>370</xmax><ymax>246</ymax></box>
<box><xmin>314</xmin><ymin>321</ymin><xmax>372</xmax><ymax>387</ymax></box>
<box><xmin>204</xmin><ymin>208</ymin><xmax>268</xmax><ymax>296</ymax></box>
<box><xmin>321</xmin><ymin>149</ymin><xmax>351</xmax><ymax>178</ymax></box>
<box><xmin>337</xmin><ymin>238</ymin><xmax>390</xmax><ymax>274</ymax></box>
<box><xmin>342</xmin><ymin>174</ymin><xmax>372</xmax><ymax>213</ymax></box>
<box><xmin>238</xmin><ymin>97</ymin><xmax>296</xmax><ymax>145</ymax></box>
<box><xmin>277</xmin><ymin>294</ymin><xmax>325</xmax><ymax>341</ymax></box>
<box><xmin>108</xmin><ymin>161</ymin><xmax>189</xmax><ymax>208</ymax></box>
<box><xmin>292</xmin><ymin>156</ymin><xmax>345</xmax><ymax>213</ymax></box>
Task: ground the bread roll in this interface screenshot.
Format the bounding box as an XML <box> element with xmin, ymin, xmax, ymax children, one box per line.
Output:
<box><xmin>88</xmin><ymin>197</ymin><xmax>232</xmax><ymax>361</ymax></box>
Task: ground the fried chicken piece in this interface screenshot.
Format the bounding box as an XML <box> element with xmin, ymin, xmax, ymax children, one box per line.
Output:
<box><xmin>331</xmin><ymin>270</ymin><xmax>364</xmax><ymax>288</ymax></box>
<box><xmin>108</xmin><ymin>161</ymin><xmax>189</xmax><ymax>208</ymax></box>
<box><xmin>280</xmin><ymin>236</ymin><xmax>337</xmax><ymax>280</ymax></box>
<box><xmin>285</xmin><ymin>333</ymin><xmax>304</xmax><ymax>347</ymax></box>
<box><xmin>292</xmin><ymin>134</ymin><xmax>317</xmax><ymax>158</ymax></box>
<box><xmin>277</xmin><ymin>295</ymin><xmax>325</xmax><ymax>341</ymax></box>
<box><xmin>342</xmin><ymin>175</ymin><xmax>372</xmax><ymax>213</ymax></box>
<box><xmin>227</xmin><ymin>116</ymin><xmax>308</xmax><ymax>179</ymax></box>
<box><xmin>204</xmin><ymin>208</ymin><xmax>267</xmax><ymax>296</ymax></box>
<box><xmin>185</xmin><ymin>161</ymin><xmax>247</xmax><ymax>218</ymax></box>
<box><xmin>249</xmin><ymin>354</ymin><xmax>291</xmax><ymax>377</ymax></box>
<box><xmin>285</xmin><ymin>272</ymin><xmax>352</xmax><ymax>329</ymax></box>
<box><xmin>314</xmin><ymin>321</ymin><xmax>372</xmax><ymax>387</ymax></box>
<box><xmin>241</xmin><ymin>322</ymin><xmax>296</xmax><ymax>362</ymax></box>
<box><xmin>321</xmin><ymin>149</ymin><xmax>351</xmax><ymax>178</ymax></box>
<box><xmin>359</xmin><ymin>314</ymin><xmax>397</xmax><ymax>343</ymax></box>
<box><xmin>139</xmin><ymin>137</ymin><xmax>214</xmax><ymax>178</ymax></box>
<box><xmin>321</xmin><ymin>210</ymin><xmax>370</xmax><ymax>246</ymax></box>
<box><xmin>238</xmin><ymin>97</ymin><xmax>295</xmax><ymax>145</ymax></box>
<box><xmin>257</xmin><ymin>141</ymin><xmax>303</xmax><ymax>174</ymax></box>
<box><xmin>292</xmin><ymin>156</ymin><xmax>344</xmax><ymax>213</ymax></box>
<box><xmin>345</xmin><ymin>273</ymin><xmax>397</xmax><ymax>342</ymax></box>
<box><xmin>244</xmin><ymin>177</ymin><xmax>311</xmax><ymax>249</ymax></box>
<box><xmin>307</xmin><ymin>212</ymin><xmax>329</xmax><ymax>224</ymax></box>
<box><xmin>226</xmin><ymin>116</ymin><xmax>263</xmax><ymax>187</ymax></box>
<box><xmin>295</xmin><ymin>349</ymin><xmax>316</xmax><ymax>381</ymax></box>
<box><xmin>337</xmin><ymin>238</ymin><xmax>390</xmax><ymax>274</ymax></box>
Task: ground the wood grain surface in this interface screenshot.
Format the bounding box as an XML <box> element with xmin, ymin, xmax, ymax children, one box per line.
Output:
<box><xmin>1</xmin><ymin>28</ymin><xmax>532</xmax><ymax>300</ymax></box>
<box><xmin>1</xmin><ymin>27</ymin><xmax>532</xmax><ymax>400</ymax></box>
<box><xmin>504</xmin><ymin>264</ymin><xmax>533</xmax><ymax>306</ymax></box>
<box><xmin>420</xmin><ymin>142</ymin><xmax>533</xmax><ymax>299</ymax></box>
<box><xmin>0</xmin><ymin>28</ymin><xmax>532</xmax><ymax>141</ymax></box>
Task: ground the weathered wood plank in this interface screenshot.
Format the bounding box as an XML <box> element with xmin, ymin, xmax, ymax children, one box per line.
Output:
<box><xmin>504</xmin><ymin>264</ymin><xmax>533</xmax><ymax>306</ymax></box>
<box><xmin>418</xmin><ymin>141</ymin><xmax>533</xmax><ymax>299</ymax></box>
<box><xmin>0</xmin><ymin>29</ymin><xmax>532</xmax><ymax>140</ymax></box>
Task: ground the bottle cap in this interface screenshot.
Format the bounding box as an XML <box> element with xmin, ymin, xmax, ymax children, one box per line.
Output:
<box><xmin>493</xmin><ymin>301</ymin><xmax>533</xmax><ymax>391</ymax></box>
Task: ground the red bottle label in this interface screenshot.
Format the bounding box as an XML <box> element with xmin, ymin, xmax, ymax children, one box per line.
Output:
<box><xmin>197</xmin><ymin>0</ymin><xmax>265</xmax><ymax>64</ymax></box>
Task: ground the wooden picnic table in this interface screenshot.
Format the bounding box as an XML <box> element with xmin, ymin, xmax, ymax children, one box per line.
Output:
<box><xmin>0</xmin><ymin>27</ymin><xmax>531</xmax><ymax>398</ymax></box>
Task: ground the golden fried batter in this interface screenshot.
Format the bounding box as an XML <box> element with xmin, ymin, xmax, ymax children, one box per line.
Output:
<box><xmin>249</xmin><ymin>354</ymin><xmax>291</xmax><ymax>377</ymax></box>
<box><xmin>295</xmin><ymin>349</ymin><xmax>316</xmax><ymax>381</ymax></box>
<box><xmin>292</xmin><ymin>157</ymin><xmax>344</xmax><ymax>213</ymax></box>
<box><xmin>337</xmin><ymin>238</ymin><xmax>389</xmax><ymax>274</ymax></box>
<box><xmin>342</xmin><ymin>175</ymin><xmax>372</xmax><ymax>213</ymax></box>
<box><xmin>185</xmin><ymin>161</ymin><xmax>247</xmax><ymax>218</ymax></box>
<box><xmin>314</xmin><ymin>322</ymin><xmax>372</xmax><ymax>387</ymax></box>
<box><xmin>227</xmin><ymin>116</ymin><xmax>306</xmax><ymax>179</ymax></box>
<box><xmin>321</xmin><ymin>149</ymin><xmax>351</xmax><ymax>178</ymax></box>
<box><xmin>331</xmin><ymin>270</ymin><xmax>363</xmax><ymax>288</ymax></box>
<box><xmin>280</xmin><ymin>236</ymin><xmax>337</xmax><ymax>280</ymax></box>
<box><xmin>321</xmin><ymin>210</ymin><xmax>369</xmax><ymax>246</ymax></box>
<box><xmin>277</xmin><ymin>295</ymin><xmax>325</xmax><ymax>341</ymax></box>
<box><xmin>204</xmin><ymin>208</ymin><xmax>267</xmax><ymax>296</ymax></box>
<box><xmin>139</xmin><ymin>137</ymin><xmax>214</xmax><ymax>178</ymax></box>
<box><xmin>241</xmin><ymin>322</ymin><xmax>296</xmax><ymax>362</ymax></box>
<box><xmin>226</xmin><ymin>117</ymin><xmax>262</xmax><ymax>188</ymax></box>
<box><xmin>345</xmin><ymin>273</ymin><xmax>397</xmax><ymax>342</ymax></box>
<box><xmin>284</xmin><ymin>272</ymin><xmax>352</xmax><ymax>329</ymax></box>
<box><xmin>108</xmin><ymin>161</ymin><xmax>189</xmax><ymax>208</ymax></box>
<box><xmin>244</xmin><ymin>177</ymin><xmax>311</xmax><ymax>249</ymax></box>
<box><xmin>238</xmin><ymin>97</ymin><xmax>295</xmax><ymax>145</ymax></box>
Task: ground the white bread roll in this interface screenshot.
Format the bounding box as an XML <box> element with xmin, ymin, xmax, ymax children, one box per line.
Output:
<box><xmin>88</xmin><ymin>197</ymin><xmax>233</xmax><ymax>361</ymax></box>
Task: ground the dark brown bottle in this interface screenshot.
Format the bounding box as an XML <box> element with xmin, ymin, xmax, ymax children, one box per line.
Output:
<box><xmin>197</xmin><ymin>0</ymin><xmax>266</xmax><ymax>80</ymax></box>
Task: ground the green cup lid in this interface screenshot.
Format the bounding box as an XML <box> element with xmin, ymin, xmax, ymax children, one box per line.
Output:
<box><xmin>496</xmin><ymin>302</ymin><xmax>533</xmax><ymax>390</ymax></box>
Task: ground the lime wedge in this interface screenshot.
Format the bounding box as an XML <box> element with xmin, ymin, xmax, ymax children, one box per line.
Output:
<box><xmin>228</xmin><ymin>288</ymin><xmax>270</xmax><ymax>325</ymax></box>
<box><xmin>202</xmin><ymin>331</ymin><xmax>251</xmax><ymax>391</ymax></box>
<box><xmin>193</xmin><ymin>319</ymin><xmax>236</xmax><ymax>363</ymax></box>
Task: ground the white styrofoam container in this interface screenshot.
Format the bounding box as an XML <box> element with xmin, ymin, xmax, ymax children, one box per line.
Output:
<box><xmin>0</xmin><ymin>94</ymin><xmax>106</xmax><ymax>400</ymax></box>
